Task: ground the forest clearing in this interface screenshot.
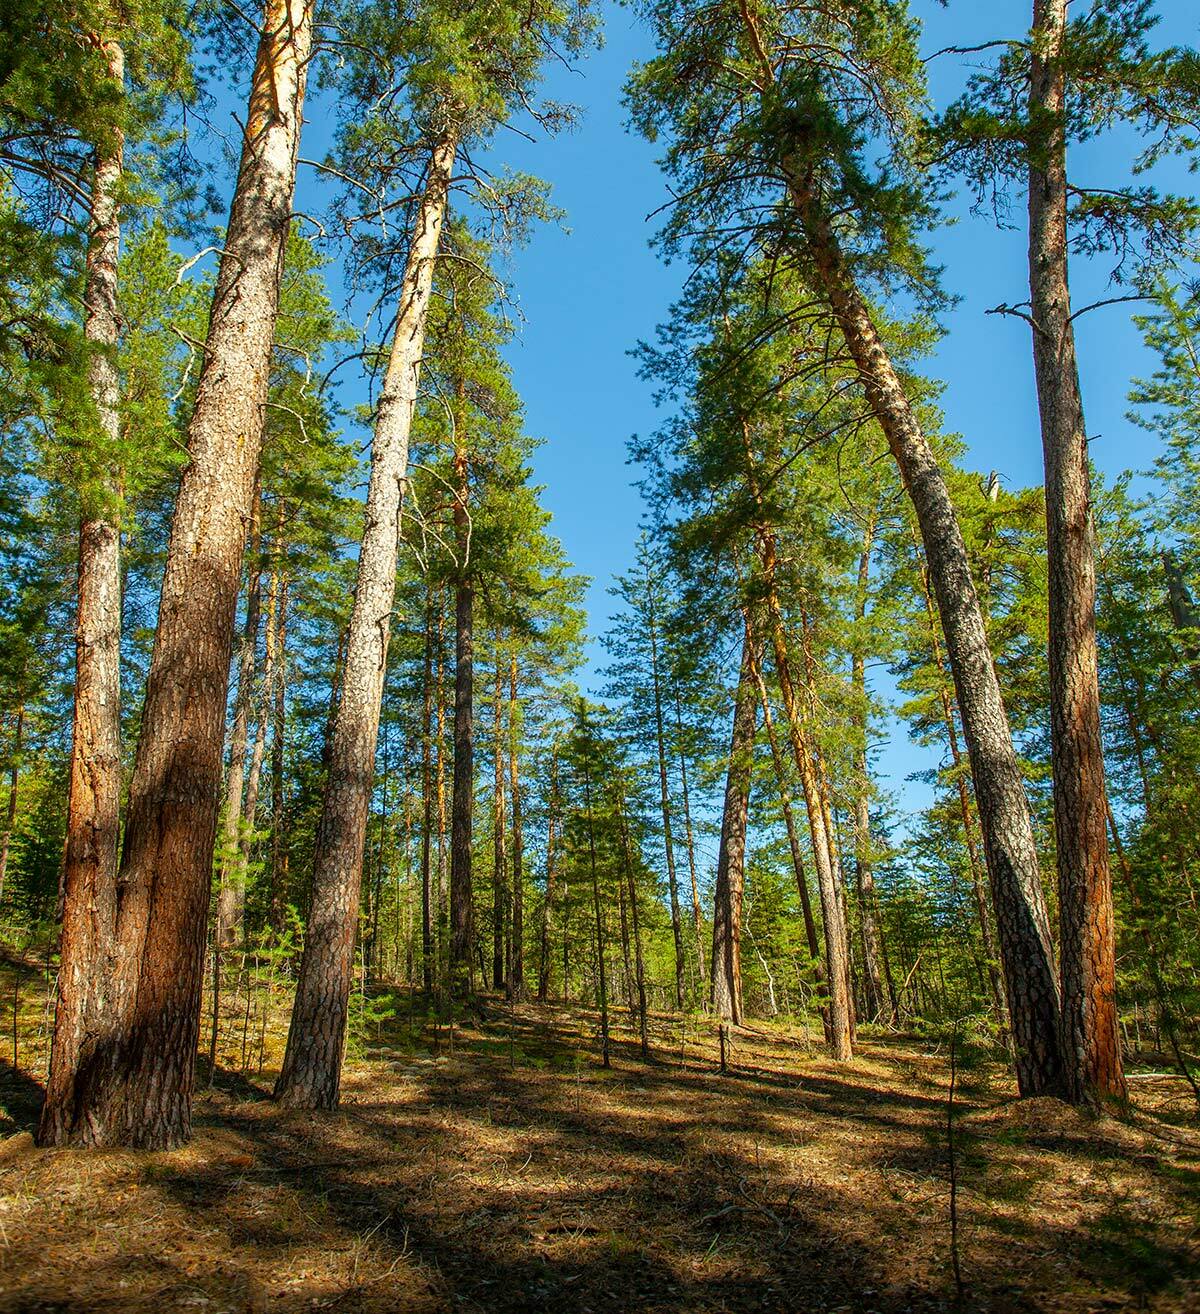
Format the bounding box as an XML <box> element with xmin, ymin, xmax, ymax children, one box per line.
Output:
<box><xmin>2</xmin><ymin>948</ymin><xmax>1198</xmax><ymax>1314</ymax></box>
<box><xmin>3</xmin><ymin>0</ymin><xmax>1200</xmax><ymax>1310</ymax></box>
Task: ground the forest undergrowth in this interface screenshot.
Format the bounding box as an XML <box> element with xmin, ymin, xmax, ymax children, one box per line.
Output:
<box><xmin>0</xmin><ymin>950</ymin><xmax>1197</xmax><ymax>1314</ymax></box>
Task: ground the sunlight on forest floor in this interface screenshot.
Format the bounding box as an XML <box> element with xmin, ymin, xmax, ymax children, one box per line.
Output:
<box><xmin>0</xmin><ymin>951</ymin><xmax>1197</xmax><ymax>1313</ymax></box>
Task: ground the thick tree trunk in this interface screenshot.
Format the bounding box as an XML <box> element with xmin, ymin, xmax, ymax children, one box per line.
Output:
<box><xmin>42</xmin><ymin>0</ymin><xmax>314</xmax><ymax>1148</ymax></box>
<box><xmin>216</xmin><ymin>488</ymin><xmax>262</xmax><ymax>947</ymax></box>
<box><xmin>710</xmin><ymin>616</ymin><xmax>757</xmax><ymax>1025</ymax></box>
<box><xmin>274</xmin><ymin>127</ymin><xmax>456</xmax><ymax>1110</ymax></box>
<box><xmin>647</xmin><ymin>588</ymin><xmax>685</xmax><ymax>1008</ymax></box>
<box><xmin>508</xmin><ymin>653</ymin><xmax>524</xmax><ymax>997</ymax></box>
<box><xmin>492</xmin><ymin>644</ymin><xmax>507</xmax><ymax>992</ymax></box>
<box><xmin>40</xmin><ymin>39</ymin><xmax>126</xmax><ymax>1146</ymax></box>
<box><xmin>449</xmin><ymin>448</ymin><xmax>474</xmax><ymax>985</ymax></box>
<box><xmin>1029</xmin><ymin>0</ymin><xmax>1124</xmax><ymax>1105</ymax></box>
<box><xmin>781</xmin><ymin>160</ymin><xmax>1062</xmax><ymax>1094</ymax></box>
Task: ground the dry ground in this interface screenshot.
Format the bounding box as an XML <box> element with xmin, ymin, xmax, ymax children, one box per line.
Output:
<box><xmin>0</xmin><ymin>951</ymin><xmax>1197</xmax><ymax>1313</ymax></box>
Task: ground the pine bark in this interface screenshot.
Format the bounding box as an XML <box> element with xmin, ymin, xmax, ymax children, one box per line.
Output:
<box><xmin>40</xmin><ymin>38</ymin><xmax>126</xmax><ymax>1146</ymax></box>
<box><xmin>1029</xmin><ymin>0</ymin><xmax>1124</xmax><ymax>1104</ymax></box>
<box><xmin>275</xmin><ymin>127</ymin><xmax>456</xmax><ymax>1110</ymax></box>
<box><xmin>710</xmin><ymin>616</ymin><xmax>757</xmax><ymax>1025</ymax></box>
<box><xmin>43</xmin><ymin>0</ymin><xmax>314</xmax><ymax>1147</ymax></box>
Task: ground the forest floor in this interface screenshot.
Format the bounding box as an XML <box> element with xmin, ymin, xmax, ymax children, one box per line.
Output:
<box><xmin>0</xmin><ymin>949</ymin><xmax>1198</xmax><ymax>1313</ymax></box>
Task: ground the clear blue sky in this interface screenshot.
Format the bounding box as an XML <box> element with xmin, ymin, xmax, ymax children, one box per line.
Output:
<box><xmin>266</xmin><ymin>1</ymin><xmax>1197</xmax><ymax>819</ymax></box>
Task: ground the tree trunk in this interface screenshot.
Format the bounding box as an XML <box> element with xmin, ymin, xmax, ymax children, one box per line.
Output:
<box><xmin>1028</xmin><ymin>0</ymin><xmax>1124</xmax><ymax>1105</ymax></box>
<box><xmin>508</xmin><ymin>652</ymin><xmax>524</xmax><ymax>997</ymax></box>
<box><xmin>647</xmin><ymin>581</ymin><xmax>685</xmax><ymax>1008</ymax></box>
<box><xmin>782</xmin><ymin>157</ymin><xmax>1062</xmax><ymax>1095</ymax></box>
<box><xmin>449</xmin><ymin>447</ymin><xmax>474</xmax><ymax>985</ymax></box>
<box><xmin>40</xmin><ymin>38</ymin><xmax>126</xmax><ymax>1145</ymax></box>
<box><xmin>710</xmin><ymin>615</ymin><xmax>757</xmax><ymax>1025</ymax></box>
<box><xmin>216</xmin><ymin>486</ymin><xmax>262</xmax><ymax>947</ymax></box>
<box><xmin>274</xmin><ymin>126</ymin><xmax>456</xmax><ymax>1110</ymax></box>
<box><xmin>42</xmin><ymin>0</ymin><xmax>313</xmax><ymax>1148</ymax></box>
<box><xmin>492</xmin><ymin>641</ymin><xmax>507</xmax><ymax>992</ymax></box>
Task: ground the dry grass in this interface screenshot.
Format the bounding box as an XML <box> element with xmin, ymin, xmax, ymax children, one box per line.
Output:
<box><xmin>1</xmin><ymin>952</ymin><xmax>1198</xmax><ymax>1313</ymax></box>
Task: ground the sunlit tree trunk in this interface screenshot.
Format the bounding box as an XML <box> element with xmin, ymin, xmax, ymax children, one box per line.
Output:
<box><xmin>538</xmin><ymin>750</ymin><xmax>559</xmax><ymax>1003</ymax></box>
<box><xmin>275</xmin><ymin>126</ymin><xmax>456</xmax><ymax>1110</ymax></box>
<box><xmin>41</xmin><ymin>38</ymin><xmax>126</xmax><ymax>1146</ymax></box>
<box><xmin>42</xmin><ymin>0</ymin><xmax>314</xmax><ymax>1148</ymax></box>
<box><xmin>1029</xmin><ymin>0</ymin><xmax>1124</xmax><ymax>1106</ymax></box>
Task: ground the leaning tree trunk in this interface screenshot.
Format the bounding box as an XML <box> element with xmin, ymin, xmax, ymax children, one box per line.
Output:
<box><xmin>730</xmin><ymin>0</ymin><xmax>1062</xmax><ymax>1092</ymax></box>
<box><xmin>780</xmin><ymin>159</ymin><xmax>1063</xmax><ymax>1095</ymax></box>
<box><xmin>40</xmin><ymin>38</ymin><xmax>126</xmax><ymax>1148</ymax></box>
<box><xmin>274</xmin><ymin>126</ymin><xmax>457</xmax><ymax>1111</ymax></box>
<box><xmin>710</xmin><ymin>615</ymin><xmax>758</xmax><ymax>1026</ymax></box>
<box><xmin>41</xmin><ymin>0</ymin><xmax>314</xmax><ymax>1149</ymax></box>
<box><xmin>1029</xmin><ymin>0</ymin><xmax>1124</xmax><ymax>1105</ymax></box>
<box><xmin>449</xmin><ymin>446</ymin><xmax>474</xmax><ymax>987</ymax></box>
